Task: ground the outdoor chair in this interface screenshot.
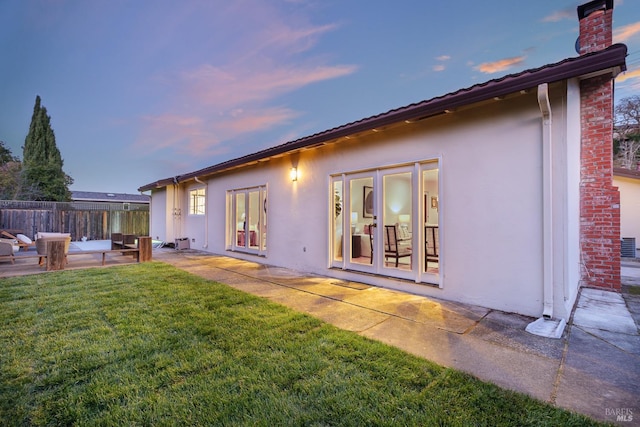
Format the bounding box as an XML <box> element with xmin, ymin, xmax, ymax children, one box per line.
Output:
<box><xmin>384</xmin><ymin>225</ymin><xmax>412</xmax><ymax>267</ymax></box>
<box><xmin>111</xmin><ymin>233</ymin><xmax>124</xmax><ymax>249</ymax></box>
<box><xmin>36</xmin><ymin>235</ymin><xmax>71</xmax><ymax>266</ymax></box>
<box><xmin>0</xmin><ymin>240</ymin><xmax>15</xmax><ymax>264</ymax></box>
<box><xmin>1</xmin><ymin>231</ymin><xmax>35</xmax><ymax>251</ymax></box>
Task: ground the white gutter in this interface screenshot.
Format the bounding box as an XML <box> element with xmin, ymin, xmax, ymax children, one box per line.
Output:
<box><xmin>194</xmin><ymin>177</ymin><xmax>209</xmax><ymax>249</ymax></box>
<box><xmin>537</xmin><ymin>83</ymin><xmax>554</xmax><ymax>319</ymax></box>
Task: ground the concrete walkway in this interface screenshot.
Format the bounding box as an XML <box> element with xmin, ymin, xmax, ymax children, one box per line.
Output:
<box><xmin>151</xmin><ymin>249</ymin><xmax>640</xmax><ymax>424</ymax></box>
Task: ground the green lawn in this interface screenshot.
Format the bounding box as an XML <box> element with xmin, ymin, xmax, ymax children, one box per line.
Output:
<box><xmin>0</xmin><ymin>263</ymin><xmax>603</xmax><ymax>426</ymax></box>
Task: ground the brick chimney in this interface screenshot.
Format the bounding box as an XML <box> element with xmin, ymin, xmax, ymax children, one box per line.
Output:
<box><xmin>578</xmin><ymin>0</ymin><xmax>621</xmax><ymax>291</ymax></box>
<box><xmin>577</xmin><ymin>0</ymin><xmax>613</xmax><ymax>54</ymax></box>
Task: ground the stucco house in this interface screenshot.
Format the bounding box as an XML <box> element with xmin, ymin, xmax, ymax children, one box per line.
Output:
<box><xmin>140</xmin><ymin>0</ymin><xmax>627</xmax><ymax>331</ymax></box>
<box><xmin>614</xmin><ymin>168</ymin><xmax>640</xmax><ymax>257</ymax></box>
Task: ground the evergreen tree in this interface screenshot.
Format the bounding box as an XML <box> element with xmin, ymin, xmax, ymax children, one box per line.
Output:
<box><xmin>21</xmin><ymin>95</ymin><xmax>73</xmax><ymax>201</ymax></box>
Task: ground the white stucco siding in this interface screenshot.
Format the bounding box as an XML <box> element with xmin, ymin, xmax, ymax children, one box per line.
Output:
<box><xmin>182</xmin><ymin>184</ymin><xmax>207</xmax><ymax>250</ymax></box>
<box><xmin>149</xmin><ymin>187</ymin><xmax>168</xmax><ymax>242</ymax></box>
<box><xmin>615</xmin><ymin>176</ymin><xmax>640</xmax><ymax>245</ymax></box>
<box><xmin>169</xmin><ymin>89</ymin><xmax>580</xmax><ymax>317</ymax></box>
<box><xmin>433</xmin><ymin>97</ymin><xmax>544</xmax><ymax>315</ymax></box>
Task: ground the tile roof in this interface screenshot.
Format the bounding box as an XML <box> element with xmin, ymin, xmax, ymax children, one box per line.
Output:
<box><xmin>614</xmin><ymin>168</ymin><xmax>640</xmax><ymax>180</ymax></box>
<box><xmin>139</xmin><ymin>44</ymin><xmax>627</xmax><ymax>192</ymax></box>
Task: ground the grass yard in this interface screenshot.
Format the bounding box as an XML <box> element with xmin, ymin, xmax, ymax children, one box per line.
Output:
<box><xmin>0</xmin><ymin>263</ymin><xmax>603</xmax><ymax>426</ymax></box>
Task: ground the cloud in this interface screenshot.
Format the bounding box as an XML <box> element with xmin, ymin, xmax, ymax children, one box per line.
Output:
<box><xmin>474</xmin><ymin>56</ymin><xmax>526</xmax><ymax>74</ymax></box>
<box><xmin>137</xmin><ymin>105</ymin><xmax>304</xmax><ymax>157</ymax></box>
<box><xmin>616</xmin><ymin>68</ymin><xmax>640</xmax><ymax>83</ymax></box>
<box><xmin>541</xmin><ymin>8</ymin><xmax>574</xmax><ymax>23</ymax></box>
<box><xmin>137</xmin><ymin>114</ymin><xmax>221</xmax><ymax>156</ymax></box>
<box><xmin>216</xmin><ymin>107</ymin><xmax>300</xmax><ymax>135</ymax></box>
<box><xmin>134</xmin><ymin>3</ymin><xmax>357</xmax><ymax>158</ymax></box>
<box><xmin>614</xmin><ymin>21</ymin><xmax>640</xmax><ymax>43</ymax></box>
<box><xmin>431</xmin><ymin>55</ymin><xmax>451</xmax><ymax>72</ymax></box>
<box><xmin>181</xmin><ymin>62</ymin><xmax>357</xmax><ymax>108</ymax></box>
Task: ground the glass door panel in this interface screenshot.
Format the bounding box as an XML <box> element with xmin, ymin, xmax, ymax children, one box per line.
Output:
<box><xmin>261</xmin><ymin>189</ymin><xmax>267</xmax><ymax>251</ymax></box>
<box><xmin>248</xmin><ymin>190</ymin><xmax>260</xmax><ymax>250</ymax></box>
<box><xmin>381</xmin><ymin>169</ymin><xmax>414</xmax><ymax>279</ymax></box>
<box><xmin>235</xmin><ymin>193</ymin><xmax>245</xmax><ymax>248</ymax></box>
<box><xmin>422</xmin><ymin>165</ymin><xmax>440</xmax><ymax>282</ymax></box>
<box><xmin>332</xmin><ymin>179</ymin><xmax>343</xmax><ymax>265</ymax></box>
<box><xmin>346</xmin><ymin>174</ymin><xmax>375</xmax><ymax>272</ymax></box>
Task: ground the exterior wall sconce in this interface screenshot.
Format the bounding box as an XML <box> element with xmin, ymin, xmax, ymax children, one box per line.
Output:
<box><xmin>290</xmin><ymin>167</ymin><xmax>298</xmax><ymax>181</ymax></box>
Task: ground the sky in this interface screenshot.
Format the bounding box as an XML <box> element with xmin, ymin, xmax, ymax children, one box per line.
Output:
<box><xmin>1</xmin><ymin>0</ymin><xmax>639</xmax><ymax>195</ymax></box>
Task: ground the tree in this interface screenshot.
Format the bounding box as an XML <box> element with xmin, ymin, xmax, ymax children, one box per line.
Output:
<box><xmin>0</xmin><ymin>140</ymin><xmax>18</xmax><ymax>164</ymax></box>
<box><xmin>0</xmin><ymin>141</ymin><xmax>22</xmax><ymax>200</ymax></box>
<box><xmin>21</xmin><ymin>95</ymin><xmax>73</xmax><ymax>201</ymax></box>
<box><xmin>614</xmin><ymin>95</ymin><xmax>640</xmax><ymax>170</ymax></box>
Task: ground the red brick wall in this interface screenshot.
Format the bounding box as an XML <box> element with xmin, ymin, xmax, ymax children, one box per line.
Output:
<box><xmin>579</xmin><ymin>9</ymin><xmax>613</xmax><ymax>55</ymax></box>
<box><xmin>580</xmin><ymin>74</ymin><xmax>621</xmax><ymax>290</ymax></box>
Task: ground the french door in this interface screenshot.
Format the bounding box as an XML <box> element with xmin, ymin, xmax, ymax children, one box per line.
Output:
<box><xmin>331</xmin><ymin>161</ymin><xmax>440</xmax><ymax>285</ymax></box>
<box><xmin>229</xmin><ymin>186</ymin><xmax>267</xmax><ymax>255</ymax></box>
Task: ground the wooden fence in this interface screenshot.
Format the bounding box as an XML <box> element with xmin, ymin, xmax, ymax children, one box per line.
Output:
<box><xmin>0</xmin><ymin>200</ymin><xmax>149</xmax><ymax>241</ymax></box>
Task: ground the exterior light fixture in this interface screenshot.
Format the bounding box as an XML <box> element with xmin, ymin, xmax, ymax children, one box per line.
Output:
<box><xmin>290</xmin><ymin>167</ymin><xmax>298</xmax><ymax>181</ymax></box>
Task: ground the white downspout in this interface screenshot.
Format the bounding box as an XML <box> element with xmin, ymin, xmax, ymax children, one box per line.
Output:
<box><xmin>173</xmin><ymin>177</ymin><xmax>181</xmax><ymax>244</ymax></box>
<box><xmin>194</xmin><ymin>177</ymin><xmax>209</xmax><ymax>249</ymax></box>
<box><xmin>538</xmin><ymin>83</ymin><xmax>554</xmax><ymax>319</ymax></box>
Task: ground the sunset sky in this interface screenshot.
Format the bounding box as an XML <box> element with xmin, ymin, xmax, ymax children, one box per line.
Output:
<box><xmin>1</xmin><ymin>0</ymin><xmax>639</xmax><ymax>194</ymax></box>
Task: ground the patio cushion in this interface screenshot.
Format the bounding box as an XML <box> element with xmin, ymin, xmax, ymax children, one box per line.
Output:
<box><xmin>16</xmin><ymin>234</ymin><xmax>32</xmax><ymax>245</ymax></box>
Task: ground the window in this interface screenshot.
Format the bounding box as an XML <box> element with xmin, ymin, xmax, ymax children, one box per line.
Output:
<box><xmin>189</xmin><ymin>187</ymin><xmax>206</xmax><ymax>215</ymax></box>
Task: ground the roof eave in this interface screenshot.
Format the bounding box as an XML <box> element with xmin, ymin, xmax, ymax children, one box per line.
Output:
<box><xmin>614</xmin><ymin>168</ymin><xmax>640</xmax><ymax>180</ymax></box>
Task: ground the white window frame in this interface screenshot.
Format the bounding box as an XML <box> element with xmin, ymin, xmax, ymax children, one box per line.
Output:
<box><xmin>227</xmin><ymin>185</ymin><xmax>267</xmax><ymax>256</ymax></box>
<box><xmin>189</xmin><ymin>187</ymin><xmax>206</xmax><ymax>215</ymax></box>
